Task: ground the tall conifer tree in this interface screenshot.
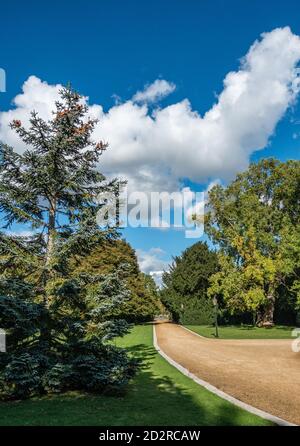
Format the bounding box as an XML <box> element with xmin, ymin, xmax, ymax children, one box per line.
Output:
<box><xmin>0</xmin><ymin>86</ymin><xmax>136</xmax><ymax>399</ymax></box>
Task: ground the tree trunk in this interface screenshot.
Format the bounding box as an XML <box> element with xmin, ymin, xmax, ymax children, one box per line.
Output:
<box><xmin>40</xmin><ymin>199</ymin><xmax>57</xmax><ymax>346</ymax></box>
<box><xmin>45</xmin><ymin>199</ymin><xmax>56</xmax><ymax>269</ymax></box>
<box><xmin>44</xmin><ymin>199</ymin><xmax>57</xmax><ymax>308</ymax></box>
<box><xmin>257</xmin><ymin>286</ymin><xmax>275</xmax><ymax>327</ymax></box>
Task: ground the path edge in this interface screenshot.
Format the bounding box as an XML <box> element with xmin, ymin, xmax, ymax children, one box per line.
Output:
<box><xmin>180</xmin><ymin>325</ymin><xmax>206</xmax><ymax>338</ymax></box>
<box><xmin>152</xmin><ymin>324</ymin><xmax>296</xmax><ymax>427</ymax></box>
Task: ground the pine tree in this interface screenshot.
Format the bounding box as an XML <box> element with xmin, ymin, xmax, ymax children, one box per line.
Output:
<box><xmin>0</xmin><ymin>86</ymin><xmax>137</xmax><ymax>400</ymax></box>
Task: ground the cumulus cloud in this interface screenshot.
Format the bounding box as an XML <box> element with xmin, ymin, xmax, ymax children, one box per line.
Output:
<box><xmin>136</xmin><ymin>247</ymin><xmax>169</xmax><ymax>285</ymax></box>
<box><xmin>1</xmin><ymin>27</ymin><xmax>300</xmax><ymax>194</ymax></box>
<box><xmin>0</xmin><ymin>76</ymin><xmax>62</xmax><ymax>153</ymax></box>
<box><xmin>132</xmin><ymin>79</ymin><xmax>176</xmax><ymax>103</ymax></box>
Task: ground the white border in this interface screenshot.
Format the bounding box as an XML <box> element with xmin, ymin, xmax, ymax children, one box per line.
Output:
<box><xmin>181</xmin><ymin>325</ymin><xmax>206</xmax><ymax>338</ymax></box>
<box><xmin>153</xmin><ymin>324</ymin><xmax>296</xmax><ymax>427</ymax></box>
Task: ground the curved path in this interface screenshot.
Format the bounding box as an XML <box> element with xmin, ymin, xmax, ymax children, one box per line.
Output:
<box><xmin>155</xmin><ymin>322</ymin><xmax>300</xmax><ymax>425</ymax></box>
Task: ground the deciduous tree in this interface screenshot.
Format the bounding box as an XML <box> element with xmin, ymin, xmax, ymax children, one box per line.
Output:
<box><xmin>206</xmin><ymin>159</ymin><xmax>300</xmax><ymax>326</ymax></box>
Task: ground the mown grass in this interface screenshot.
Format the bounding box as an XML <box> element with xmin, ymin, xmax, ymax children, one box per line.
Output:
<box><xmin>0</xmin><ymin>325</ymin><xmax>272</xmax><ymax>426</ymax></box>
<box><xmin>185</xmin><ymin>324</ymin><xmax>295</xmax><ymax>339</ymax></box>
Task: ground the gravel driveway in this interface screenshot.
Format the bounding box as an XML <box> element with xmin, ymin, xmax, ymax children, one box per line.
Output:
<box><xmin>155</xmin><ymin>322</ymin><xmax>300</xmax><ymax>425</ymax></box>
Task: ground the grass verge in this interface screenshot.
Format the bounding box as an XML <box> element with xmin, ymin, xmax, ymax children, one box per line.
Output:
<box><xmin>185</xmin><ymin>324</ymin><xmax>295</xmax><ymax>339</ymax></box>
<box><xmin>0</xmin><ymin>325</ymin><xmax>272</xmax><ymax>426</ymax></box>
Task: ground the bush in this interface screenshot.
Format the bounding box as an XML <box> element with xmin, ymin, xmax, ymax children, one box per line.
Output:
<box><xmin>178</xmin><ymin>296</ymin><xmax>214</xmax><ymax>325</ymax></box>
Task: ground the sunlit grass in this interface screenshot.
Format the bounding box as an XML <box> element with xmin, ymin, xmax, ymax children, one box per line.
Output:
<box><xmin>185</xmin><ymin>324</ymin><xmax>295</xmax><ymax>339</ymax></box>
<box><xmin>0</xmin><ymin>325</ymin><xmax>272</xmax><ymax>426</ymax></box>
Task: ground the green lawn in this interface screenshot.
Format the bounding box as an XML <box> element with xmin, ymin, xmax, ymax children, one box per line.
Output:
<box><xmin>185</xmin><ymin>324</ymin><xmax>296</xmax><ymax>339</ymax></box>
<box><xmin>0</xmin><ymin>325</ymin><xmax>272</xmax><ymax>426</ymax></box>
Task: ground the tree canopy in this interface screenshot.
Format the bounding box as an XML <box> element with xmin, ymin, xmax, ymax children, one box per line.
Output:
<box><xmin>206</xmin><ymin>158</ymin><xmax>300</xmax><ymax>326</ymax></box>
<box><xmin>73</xmin><ymin>238</ymin><xmax>161</xmax><ymax>322</ymax></box>
<box><xmin>161</xmin><ymin>242</ymin><xmax>218</xmax><ymax>324</ymax></box>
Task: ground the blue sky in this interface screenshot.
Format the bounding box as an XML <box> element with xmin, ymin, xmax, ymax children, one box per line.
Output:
<box><xmin>1</xmin><ymin>0</ymin><xmax>300</xmax><ymax>278</ymax></box>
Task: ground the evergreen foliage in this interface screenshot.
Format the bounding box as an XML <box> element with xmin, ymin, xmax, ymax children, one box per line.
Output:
<box><xmin>0</xmin><ymin>86</ymin><xmax>137</xmax><ymax>400</ymax></box>
<box><xmin>160</xmin><ymin>242</ymin><xmax>218</xmax><ymax>324</ymax></box>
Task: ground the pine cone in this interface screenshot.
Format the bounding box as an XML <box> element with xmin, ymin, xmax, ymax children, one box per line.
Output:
<box><xmin>12</xmin><ymin>119</ymin><xmax>22</xmax><ymax>127</ymax></box>
<box><xmin>96</xmin><ymin>141</ymin><xmax>107</xmax><ymax>151</ymax></box>
<box><xmin>56</xmin><ymin>110</ymin><xmax>68</xmax><ymax>119</ymax></box>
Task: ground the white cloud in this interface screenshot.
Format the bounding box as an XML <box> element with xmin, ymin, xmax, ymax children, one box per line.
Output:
<box><xmin>148</xmin><ymin>247</ymin><xmax>165</xmax><ymax>255</ymax></box>
<box><xmin>132</xmin><ymin>79</ymin><xmax>175</xmax><ymax>103</ymax></box>
<box><xmin>1</xmin><ymin>27</ymin><xmax>300</xmax><ymax>194</ymax></box>
<box><xmin>0</xmin><ymin>76</ymin><xmax>62</xmax><ymax>152</ymax></box>
<box><xmin>136</xmin><ymin>247</ymin><xmax>169</xmax><ymax>280</ymax></box>
<box><xmin>136</xmin><ymin>246</ymin><xmax>170</xmax><ymax>287</ymax></box>
<box><xmin>6</xmin><ymin>230</ymin><xmax>35</xmax><ymax>237</ymax></box>
<box><xmin>149</xmin><ymin>271</ymin><xmax>165</xmax><ymax>288</ymax></box>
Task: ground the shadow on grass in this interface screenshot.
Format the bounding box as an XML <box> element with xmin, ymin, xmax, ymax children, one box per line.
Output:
<box><xmin>0</xmin><ymin>338</ymin><xmax>270</xmax><ymax>426</ymax></box>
